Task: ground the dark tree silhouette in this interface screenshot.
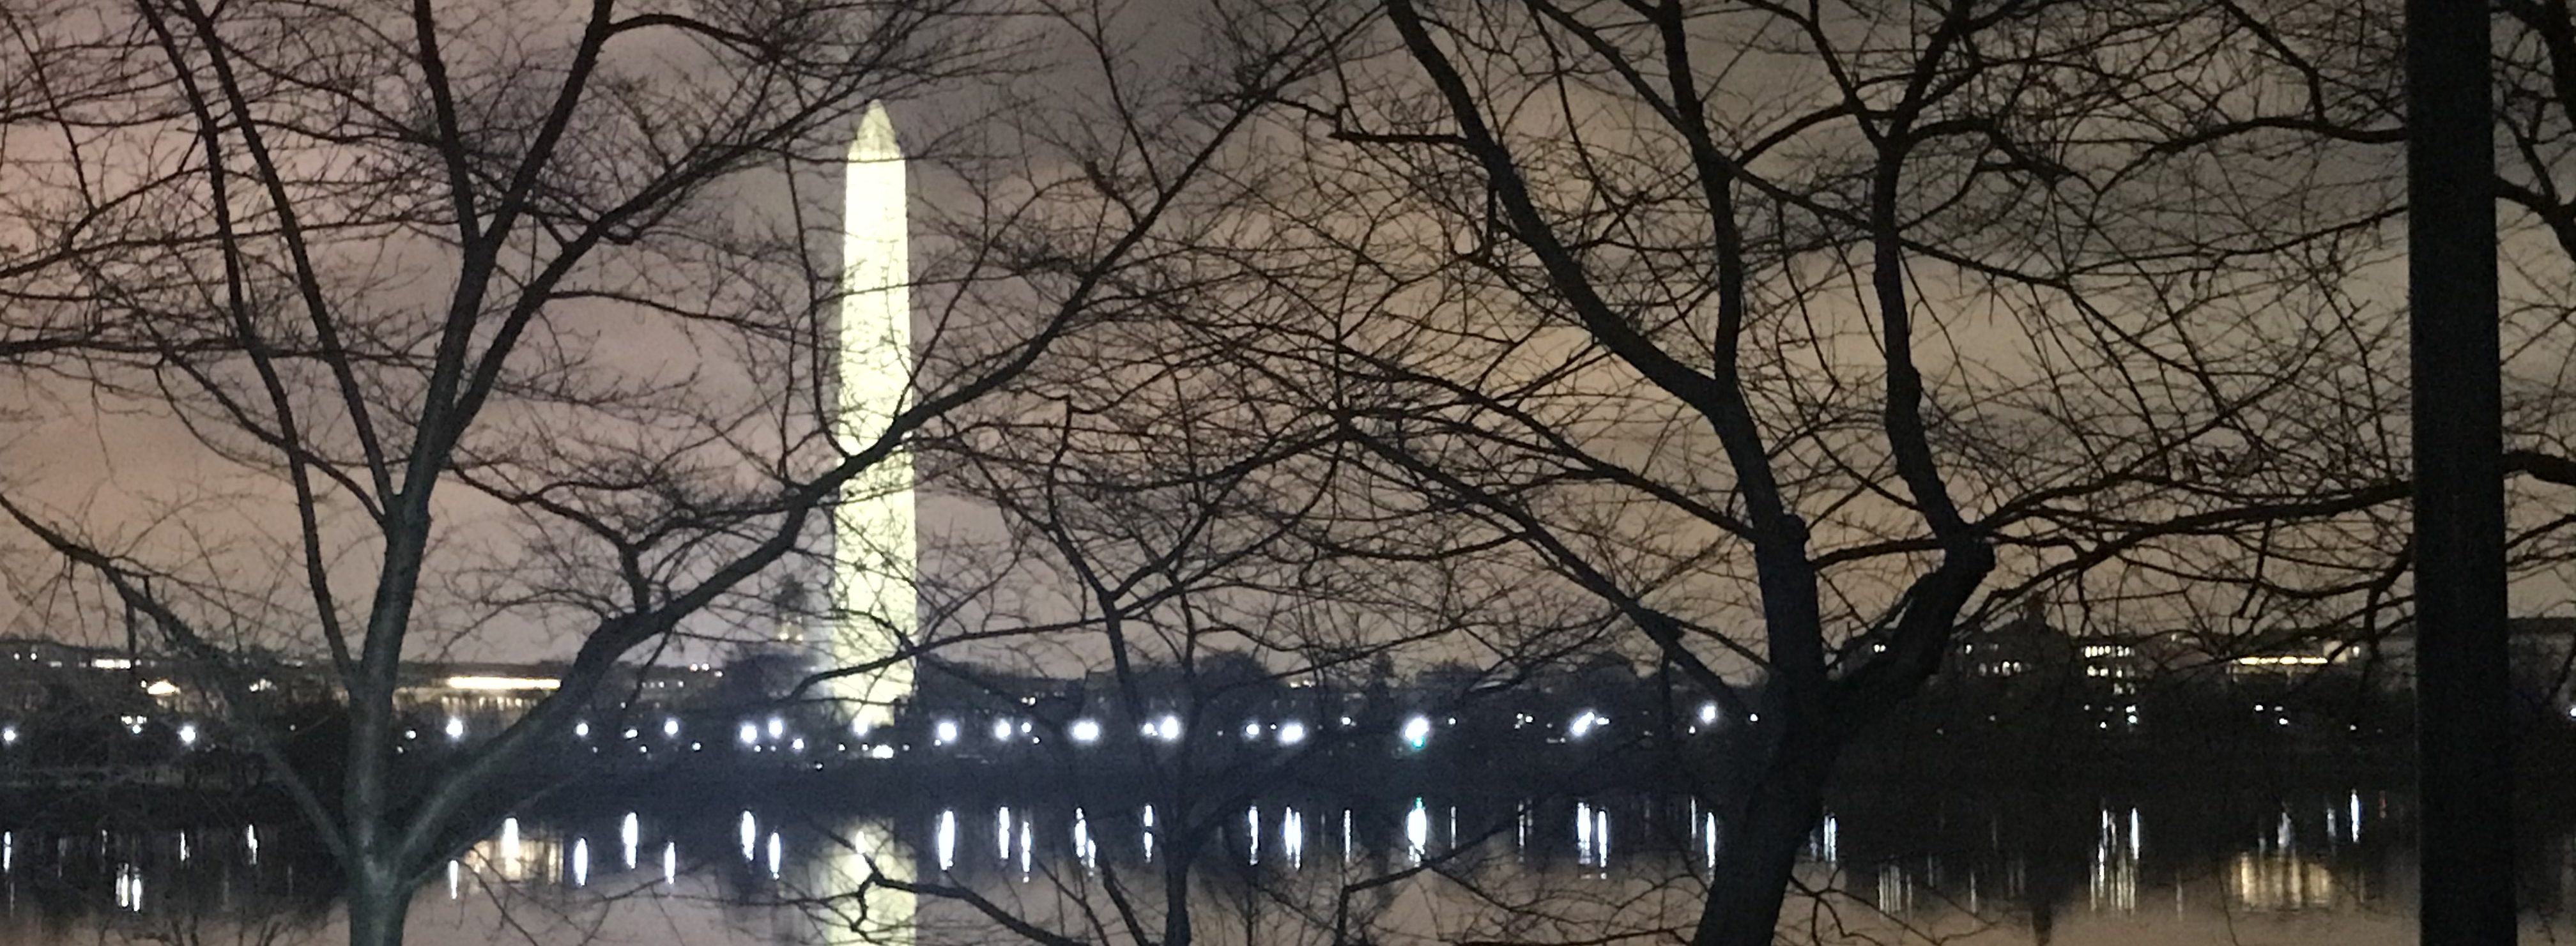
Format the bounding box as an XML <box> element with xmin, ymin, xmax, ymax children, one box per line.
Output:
<box><xmin>0</xmin><ymin>1</ymin><xmax>1289</xmax><ymax>943</ymax></box>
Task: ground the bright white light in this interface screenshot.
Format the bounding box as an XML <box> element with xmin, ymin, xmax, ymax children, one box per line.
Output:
<box><xmin>1401</xmin><ymin>715</ymin><xmax>1432</xmax><ymax>750</ymax></box>
<box><xmin>663</xmin><ymin>717</ymin><xmax>680</xmax><ymax>738</ymax></box>
<box><xmin>574</xmin><ymin>721</ymin><xmax>590</xmax><ymax>738</ymax></box>
<box><xmin>143</xmin><ymin>680</ymin><xmax>180</xmax><ymax>697</ymax></box>
<box><xmin>1284</xmin><ymin>808</ymin><xmax>1304</xmax><ymax>868</ymax></box>
<box><xmin>1278</xmin><ymin>721</ymin><xmax>1307</xmax><ymax>745</ymax></box>
<box><xmin>1574</xmin><ymin>803</ymin><xmax>1609</xmax><ymax>867</ymax></box>
<box><xmin>444</xmin><ymin>717</ymin><xmax>464</xmax><ymax>741</ymax></box>
<box><xmin>766</xmin><ymin>832</ymin><xmax>781</xmax><ymax>878</ymax></box>
<box><xmin>622</xmin><ymin>728</ymin><xmax>638</xmax><ymax>740</ymax></box>
<box><xmin>2235</xmin><ymin>655</ymin><xmax>2330</xmax><ymax>666</ymax></box>
<box><xmin>765</xmin><ymin>717</ymin><xmax>785</xmax><ymax>740</ymax></box>
<box><xmin>868</xmin><ymin>745</ymin><xmax>895</xmax><ymax>759</ymax></box>
<box><xmin>1569</xmin><ymin>710</ymin><xmax>1602</xmax><ymax>740</ymax></box>
<box><xmin>1405</xmin><ymin>798</ymin><xmax>1428</xmax><ymax>863</ymax></box>
<box><xmin>1158</xmin><ymin>713</ymin><xmax>1183</xmax><ymax>741</ymax></box>
<box><xmin>1698</xmin><ymin>703</ymin><xmax>1719</xmax><ymax>725</ymax></box>
<box><xmin>1</xmin><ymin>725</ymin><xmax>15</xmax><ymax>745</ymax></box>
<box><xmin>663</xmin><ymin>841</ymin><xmax>677</xmax><ymax>885</ymax></box>
<box><xmin>622</xmin><ymin>813</ymin><xmax>640</xmax><ymax>869</ymax></box>
<box><xmin>790</xmin><ymin>737</ymin><xmax>806</xmax><ymax>753</ymax></box>
<box><xmin>937</xmin><ymin>809</ymin><xmax>956</xmax><ymax>871</ymax></box>
<box><xmin>739</xmin><ymin>722</ymin><xmax>759</xmax><ymax>746</ymax></box>
<box><xmin>443</xmin><ymin>676</ymin><xmax>559</xmax><ymax>692</ymax></box>
<box><xmin>739</xmin><ymin>811</ymin><xmax>756</xmax><ymax>860</ymax></box>
<box><xmin>992</xmin><ymin>719</ymin><xmax>1014</xmax><ymax>742</ymax></box>
<box><xmin>1070</xmin><ymin>719</ymin><xmax>1102</xmax><ymax>744</ymax></box>
<box><xmin>934</xmin><ymin>719</ymin><xmax>959</xmax><ymax>745</ymax></box>
<box><xmin>851</xmin><ymin>717</ymin><xmax>873</xmax><ymax>738</ymax></box>
<box><xmin>1074</xmin><ymin>807</ymin><xmax>1095</xmax><ymax>867</ymax></box>
<box><xmin>1243</xmin><ymin>721</ymin><xmax>1262</xmax><ymax>740</ymax></box>
<box><xmin>572</xmin><ymin>837</ymin><xmax>589</xmax><ymax>888</ymax></box>
<box><xmin>115</xmin><ymin>862</ymin><xmax>141</xmax><ymax>911</ymax></box>
<box><xmin>1705</xmin><ymin>812</ymin><xmax>1718</xmax><ymax>870</ymax></box>
<box><xmin>176</xmin><ymin>723</ymin><xmax>197</xmax><ymax>747</ymax></box>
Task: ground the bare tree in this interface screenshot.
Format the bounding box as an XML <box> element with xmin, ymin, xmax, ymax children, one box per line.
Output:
<box><xmin>1128</xmin><ymin>0</ymin><xmax>2476</xmax><ymax>942</ymax></box>
<box><xmin>0</xmin><ymin>0</ymin><xmax>1297</xmax><ymax>943</ymax></box>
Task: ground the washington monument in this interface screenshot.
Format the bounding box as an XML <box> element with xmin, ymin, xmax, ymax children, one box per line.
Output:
<box><xmin>831</xmin><ymin>101</ymin><xmax>916</xmax><ymax>731</ymax></box>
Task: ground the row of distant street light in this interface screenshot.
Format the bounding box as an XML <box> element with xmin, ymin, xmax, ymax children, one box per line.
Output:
<box><xmin>691</xmin><ymin>701</ymin><xmax>1728</xmax><ymax>756</ymax></box>
<box><xmin>0</xmin><ymin>718</ymin><xmax>199</xmax><ymax>749</ymax></box>
<box><xmin>2</xmin><ymin>701</ymin><xmax>1736</xmax><ymax>758</ymax></box>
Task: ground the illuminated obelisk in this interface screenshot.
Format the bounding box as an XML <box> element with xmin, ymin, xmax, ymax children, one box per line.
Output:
<box><xmin>831</xmin><ymin>102</ymin><xmax>916</xmax><ymax>733</ymax></box>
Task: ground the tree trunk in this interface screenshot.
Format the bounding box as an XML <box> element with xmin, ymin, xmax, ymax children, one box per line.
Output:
<box><xmin>1163</xmin><ymin>848</ymin><xmax>1193</xmax><ymax>946</ymax></box>
<box><xmin>346</xmin><ymin>871</ymin><xmax>413</xmax><ymax>946</ymax></box>
<box><xmin>1692</xmin><ymin>724</ymin><xmax>1836</xmax><ymax>946</ymax></box>
<box><xmin>2404</xmin><ymin>0</ymin><xmax>2514</xmax><ymax>942</ymax></box>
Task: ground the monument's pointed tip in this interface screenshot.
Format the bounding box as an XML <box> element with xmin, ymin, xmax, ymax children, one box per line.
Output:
<box><xmin>853</xmin><ymin>101</ymin><xmax>901</xmax><ymax>162</ymax></box>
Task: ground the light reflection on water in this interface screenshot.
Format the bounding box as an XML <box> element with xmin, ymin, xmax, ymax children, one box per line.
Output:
<box><xmin>934</xmin><ymin>810</ymin><xmax>955</xmax><ymax>871</ymax></box>
<box><xmin>1071</xmin><ymin>808</ymin><xmax>1092</xmax><ymax>869</ymax></box>
<box><xmin>620</xmin><ymin>812</ymin><xmax>638</xmax><ymax>871</ymax></box>
<box><xmin>3</xmin><ymin>789</ymin><xmax>2568</xmax><ymax>945</ymax></box>
<box><xmin>1283</xmin><ymin>808</ymin><xmax>1303</xmax><ymax>869</ymax></box>
<box><xmin>1404</xmin><ymin>797</ymin><xmax>1427</xmax><ymax>864</ymax></box>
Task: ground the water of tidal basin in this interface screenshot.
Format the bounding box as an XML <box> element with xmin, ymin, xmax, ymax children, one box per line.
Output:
<box><xmin>0</xmin><ymin>784</ymin><xmax>2559</xmax><ymax>946</ymax></box>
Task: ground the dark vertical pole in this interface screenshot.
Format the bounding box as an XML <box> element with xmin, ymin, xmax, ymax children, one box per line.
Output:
<box><xmin>2408</xmin><ymin>0</ymin><xmax>2513</xmax><ymax>942</ymax></box>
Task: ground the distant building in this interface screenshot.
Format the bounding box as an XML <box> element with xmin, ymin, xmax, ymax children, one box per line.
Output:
<box><xmin>0</xmin><ymin>636</ymin><xmax>171</xmax><ymax>714</ymax></box>
<box><xmin>1940</xmin><ymin>604</ymin><xmax>2151</xmax><ymax>729</ymax></box>
<box><xmin>1945</xmin><ymin>604</ymin><xmax>2146</xmax><ymax>692</ymax></box>
<box><xmin>390</xmin><ymin>660</ymin><xmax>726</xmax><ymax>737</ymax></box>
<box><xmin>2346</xmin><ymin>616</ymin><xmax>2576</xmax><ymax>714</ymax></box>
